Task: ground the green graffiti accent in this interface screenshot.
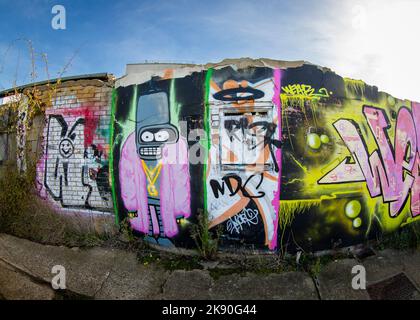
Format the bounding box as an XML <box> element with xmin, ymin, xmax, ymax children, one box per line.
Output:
<box><xmin>307</xmin><ymin>133</ymin><xmax>321</xmax><ymax>150</ymax></box>
<box><xmin>343</xmin><ymin>77</ymin><xmax>366</xmax><ymax>97</ymax></box>
<box><xmin>345</xmin><ymin>200</ymin><xmax>362</xmax><ymax>219</ymax></box>
<box><xmin>110</xmin><ymin>85</ymin><xmax>139</xmax><ymax>226</ymax></box>
<box><xmin>401</xmin><ymin>215</ymin><xmax>420</xmax><ymax>228</ymax></box>
<box><xmin>280</xmin><ymin>199</ymin><xmax>321</xmax><ymax>229</ymax></box>
<box><xmin>95</xmin><ymin>118</ymin><xmax>110</xmax><ymax>139</ymax></box>
<box><xmin>284</xmin><ymin>178</ymin><xmax>305</xmax><ymax>185</ymax></box>
<box><xmin>281</xmin><ymin>85</ymin><xmax>332</xmax><ymax>151</ymax></box>
<box><xmin>278</xmin><ymin>199</ymin><xmax>321</xmax><ymax>254</ymax></box>
<box><xmin>202</xmin><ymin>68</ymin><xmax>213</xmax><ymax>213</ymax></box>
<box><xmin>169</xmin><ymin>78</ymin><xmax>180</xmax><ymax>127</ymax></box>
<box><xmin>320</xmin><ymin>134</ymin><xmax>330</xmax><ymax>144</ymax></box>
<box><xmin>387</xmin><ymin>95</ymin><xmax>396</xmax><ymax>106</ymax></box>
<box><xmin>289</xmin><ymin>153</ymin><xmax>308</xmax><ymax>173</ymax></box>
<box><xmin>280</xmin><ymin>84</ymin><xmax>331</xmax><ymax>109</ymax></box>
<box><xmin>109</xmin><ymin>88</ymin><xmax>119</xmax><ymax>226</ymax></box>
<box><xmin>115</xmin><ymin>85</ymin><xmax>138</xmax><ymax>153</ymax></box>
<box><xmin>96</xmin><ymin>128</ymin><xmax>109</xmax><ymax>138</ymax></box>
<box><xmin>353</xmin><ymin>217</ymin><xmax>362</xmax><ymax>228</ymax></box>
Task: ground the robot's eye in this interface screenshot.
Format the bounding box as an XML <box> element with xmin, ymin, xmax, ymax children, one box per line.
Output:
<box><xmin>141</xmin><ymin>131</ymin><xmax>154</xmax><ymax>142</ymax></box>
<box><xmin>155</xmin><ymin>130</ymin><xmax>169</xmax><ymax>142</ymax></box>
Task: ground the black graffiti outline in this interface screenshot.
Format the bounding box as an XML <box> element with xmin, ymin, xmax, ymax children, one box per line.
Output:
<box><xmin>44</xmin><ymin>115</ymin><xmax>112</xmax><ymax>211</ymax></box>
<box><xmin>210</xmin><ymin>173</ymin><xmax>265</xmax><ymax>199</ymax></box>
<box><xmin>248</xmin><ymin>121</ymin><xmax>282</xmax><ymax>172</ymax></box>
<box><xmin>223</xmin><ymin>118</ymin><xmax>282</xmax><ymax>172</ymax></box>
<box><xmin>59</xmin><ymin>138</ymin><xmax>74</xmax><ymax>158</ymax></box>
<box><xmin>224</xmin><ymin>117</ymin><xmax>250</xmax><ymax>143</ymax></box>
<box><xmin>213</xmin><ymin>86</ymin><xmax>265</xmax><ymax>102</ymax></box>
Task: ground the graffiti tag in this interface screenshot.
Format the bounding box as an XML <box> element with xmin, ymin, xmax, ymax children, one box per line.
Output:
<box><xmin>226</xmin><ymin>208</ymin><xmax>259</xmax><ymax>235</ymax></box>
<box><xmin>281</xmin><ymin>84</ymin><xmax>331</xmax><ymax>99</ymax></box>
<box><xmin>210</xmin><ymin>174</ymin><xmax>265</xmax><ymax>199</ymax></box>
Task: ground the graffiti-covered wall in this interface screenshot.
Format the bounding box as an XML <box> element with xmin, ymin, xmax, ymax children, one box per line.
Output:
<box><xmin>205</xmin><ymin>68</ymin><xmax>282</xmax><ymax>250</ymax></box>
<box><xmin>3</xmin><ymin>59</ymin><xmax>418</xmax><ymax>253</ymax></box>
<box><xmin>111</xmin><ymin>62</ymin><xmax>420</xmax><ymax>252</ymax></box>
<box><xmin>111</xmin><ymin>71</ymin><xmax>206</xmax><ymax>247</ymax></box>
<box><xmin>279</xmin><ymin>65</ymin><xmax>419</xmax><ymax>251</ymax></box>
<box><xmin>36</xmin><ymin>79</ymin><xmax>114</xmax><ymax>213</ymax></box>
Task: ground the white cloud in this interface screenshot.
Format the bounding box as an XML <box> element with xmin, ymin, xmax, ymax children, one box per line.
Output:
<box><xmin>169</xmin><ymin>0</ymin><xmax>420</xmax><ymax>101</ymax></box>
<box><xmin>311</xmin><ymin>0</ymin><xmax>420</xmax><ymax>101</ymax></box>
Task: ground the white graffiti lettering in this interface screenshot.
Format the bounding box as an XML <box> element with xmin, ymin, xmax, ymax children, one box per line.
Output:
<box><xmin>226</xmin><ymin>208</ymin><xmax>259</xmax><ymax>235</ymax></box>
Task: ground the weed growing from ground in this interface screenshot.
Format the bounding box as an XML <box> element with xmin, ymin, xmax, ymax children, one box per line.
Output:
<box><xmin>376</xmin><ymin>222</ymin><xmax>420</xmax><ymax>251</ymax></box>
<box><xmin>190</xmin><ymin>210</ymin><xmax>222</xmax><ymax>260</ymax></box>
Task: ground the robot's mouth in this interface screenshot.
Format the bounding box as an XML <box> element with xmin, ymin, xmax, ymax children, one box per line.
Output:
<box><xmin>139</xmin><ymin>146</ymin><xmax>162</xmax><ymax>157</ymax></box>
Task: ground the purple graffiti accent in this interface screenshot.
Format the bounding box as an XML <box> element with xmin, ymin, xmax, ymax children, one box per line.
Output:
<box><xmin>412</xmin><ymin>152</ymin><xmax>420</xmax><ymax>217</ymax></box>
<box><xmin>119</xmin><ymin>132</ymin><xmax>191</xmax><ymax>237</ymax></box>
<box><xmin>411</xmin><ymin>102</ymin><xmax>420</xmax><ymax>217</ymax></box>
<box><xmin>320</xmin><ymin>105</ymin><xmax>419</xmax><ymax>218</ymax></box>
<box><xmin>270</xmin><ymin>68</ymin><xmax>282</xmax><ymax>250</ymax></box>
<box><xmin>364</xmin><ymin>106</ymin><xmax>417</xmax><ymax>216</ymax></box>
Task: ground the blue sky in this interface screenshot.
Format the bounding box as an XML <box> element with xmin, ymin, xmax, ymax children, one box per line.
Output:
<box><xmin>1</xmin><ymin>0</ymin><xmax>419</xmax><ymax>101</ymax></box>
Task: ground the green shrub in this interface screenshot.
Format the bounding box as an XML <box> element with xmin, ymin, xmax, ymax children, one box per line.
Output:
<box><xmin>0</xmin><ymin>168</ymin><xmax>34</xmax><ymax>233</ymax></box>
<box><xmin>0</xmin><ymin>165</ymin><xmax>115</xmax><ymax>247</ymax></box>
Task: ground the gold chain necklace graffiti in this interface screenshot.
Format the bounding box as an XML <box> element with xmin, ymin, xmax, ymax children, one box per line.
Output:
<box><xmin>141</xmin><ymin>160</ymin><xmax>162</xmax><ymax>197</ymax></box>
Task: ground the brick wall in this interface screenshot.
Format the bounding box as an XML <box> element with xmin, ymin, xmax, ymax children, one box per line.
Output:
<box><xmin>36</xmin><ymin>78</ymin><xmax>114</xmax><ymax>214</ymax></box>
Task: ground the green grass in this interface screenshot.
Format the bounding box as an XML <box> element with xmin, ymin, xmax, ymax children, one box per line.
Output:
<box><xmin>0</xmin><ymin>165</ymin><xmax>116</xmax><ymax>248</ymax></box>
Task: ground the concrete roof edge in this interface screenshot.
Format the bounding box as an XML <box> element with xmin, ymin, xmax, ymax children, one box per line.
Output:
<box><xmin>124</xmin><ymin>57</ymin><xmax>309</xmax><ymax>71</ymax></box>
<box><xmin>204</xmin><ymin>57</ymin><xmax>307</xmax><ymax>69</ymax></box>
<box><xmin>0</xmin><ymin>72</ymin><xmax>113</xmax><ymax>98</ymax></box>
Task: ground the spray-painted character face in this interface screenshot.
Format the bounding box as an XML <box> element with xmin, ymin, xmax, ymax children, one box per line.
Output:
<box><xmin>59</xmin><ymin>138</ymin><xmax>74</xmax><ymax>158</ymax></box>
<box><xmin>136</xmin><ymin>90</ymin><xmax>178</xmax><ymax>160</ymax></box>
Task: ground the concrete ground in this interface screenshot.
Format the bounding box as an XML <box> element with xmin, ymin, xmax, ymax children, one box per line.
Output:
<box><xmin>0</xmin><ymin>233</ymin><xmax>419</xmax><ymax>300</ymax></box>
